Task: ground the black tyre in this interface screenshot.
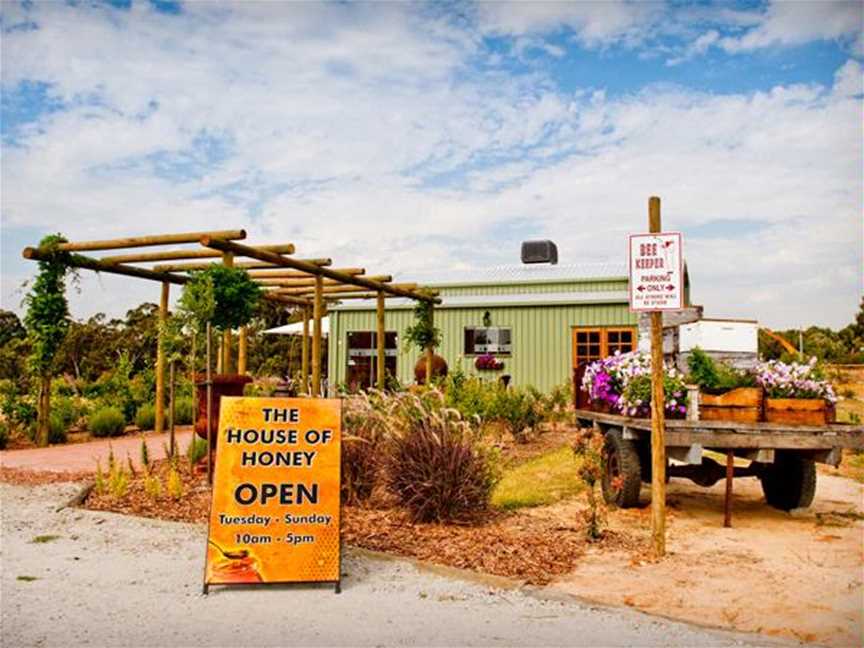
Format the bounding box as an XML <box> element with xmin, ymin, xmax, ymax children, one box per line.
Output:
<box><xmin>602</xmin><ymin>429</ymin><xmax>642</xmax><ymax>508</ymax></box>
<box><xmin>759</xmin><ymin>451</ymin><xmax>817</xmax><ymax>511</ymax></box>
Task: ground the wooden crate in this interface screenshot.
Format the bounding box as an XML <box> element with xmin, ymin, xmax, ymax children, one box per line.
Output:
<box><xmin>764</xmin><ymin>398</ymin><xmax>828</xmax><ymax>426</ymax></box>
<box><xmin>699</xmin><ymin>387</ymin><xmax>762</xmax><ymax>423</ymax></box>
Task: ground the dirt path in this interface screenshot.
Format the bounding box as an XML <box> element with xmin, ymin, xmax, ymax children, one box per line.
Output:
<box><xmin>550</xmin><ymin>473</ymin><xmax>864</xmax><ymax>647</ymax></box>
<box><xmin>0</xmin><ymin>427</ymin><xmax>195</xmax><ymax>474</ymax></box>
<box><xmin>0</xmin><ymin>482</ymin><xmax>779</xmax><ymax>648</ymax></box>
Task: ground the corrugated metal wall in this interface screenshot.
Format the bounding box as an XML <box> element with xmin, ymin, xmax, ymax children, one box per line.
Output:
<box><xmin>328</xmin><ymin>279</ymin><xmax>637</xmax><ymax>393</ymax></box>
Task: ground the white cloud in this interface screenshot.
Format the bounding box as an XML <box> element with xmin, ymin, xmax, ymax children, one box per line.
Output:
<box><xmin>1</xmin><ymin>2</ymin><xmax>862</xmax><ymax>329</ymax></box>
<box><xmin>476</xmin><ymin>1</ymin><xmax>659</xmax><ymax>48</ymax></box>
<box><xmin>719</xmin><ymin>1</ymin><xmax>863</xmax><ymax>53</ymax></box>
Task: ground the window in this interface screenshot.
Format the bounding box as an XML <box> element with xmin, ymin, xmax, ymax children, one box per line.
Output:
<box><xmin>464</xmin><ymin>327</ymin><xmax>512</xmax><ymax>355</ymax></box>
<box><xmin>572</xmin><ymin>328</ymin><xmax>636</xmax><ymax>368</ymax></box>
<box><xmin>572</xmin><ymin>327</ymin><xmax>637</xmax><ymax>408</ymax></box>
<box><xmin>346</xmin><ymin>331</ymin><xmax>397</xmax><ymax>391</ymax></box>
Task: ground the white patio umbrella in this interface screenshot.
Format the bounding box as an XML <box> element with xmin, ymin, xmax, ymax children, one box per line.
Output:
<box><xmin>262</xmin><ymin>316</ymin><xmax>329</xmax><ymax>336</ymax></box>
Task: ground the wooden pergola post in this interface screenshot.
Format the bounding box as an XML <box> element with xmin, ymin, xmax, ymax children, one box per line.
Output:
<box><xmin>155</xmin><ymin>280</ymin><xmax>170</xmax><ymax>434</ymax></box>
<box><xmin>312</xmin><ymin>276</ymin><xmax>323</xmax><ymax>396</ymax></box>
<box><xmin>425</xmin><ymin>303</ymin><xmax>434</xmax><ymax>386</ymax></box>
<box><xmin>376</xmin><ymin>291</ymin><xmax>386</xmax><ymax>390</ymax></box>
<box><xmin>221</xmin><ymin>251</ymin><xmax>234</xmax><ymax>374</ymax></box>
<box><xmin>238</xmin><ymin>326</ymin><xmax>248</xmax><ymax>375</ymax></box>
<box><xmin>301</xmin><ymin>306</ymin><xmax>310</xmax><ymax>395</ymax></box>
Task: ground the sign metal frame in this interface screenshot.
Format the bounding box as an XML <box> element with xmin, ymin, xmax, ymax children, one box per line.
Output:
<box><xmin>202</xmin><ymin>396</ymin><xmax>343</xmax><ymax>595</ymax></box>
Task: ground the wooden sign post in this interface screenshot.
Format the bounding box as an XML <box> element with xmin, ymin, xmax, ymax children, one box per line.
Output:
<box><xmin>648</xmin><ymin>197</ymin><xmax>667</xmax><ymax>558</ymax></box>
<box><xmin>203</xmin><ymin>397</ymin><xmax>342</xmax><ymax>593</ymax></box>
<box><xmin>629</xmin><ymin>196</ymin><xmax>684</xmax><ymax>558</ymax></box>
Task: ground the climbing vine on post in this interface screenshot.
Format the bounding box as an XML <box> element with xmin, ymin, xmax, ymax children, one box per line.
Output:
<box><xmin>404</xmin><ymin>292</ymin><xmax>441</xmax><ymax>385</ymax></box>
<box><xmin>23</xmin><ymin>234</ymin><xmax>72</xmax><ymax>446</ymax></box>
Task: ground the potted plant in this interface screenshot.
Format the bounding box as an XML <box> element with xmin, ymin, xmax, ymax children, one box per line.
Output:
<box><xmin>176</xmin><ymin>265</ymin><xmax>261</xmax><ymax>447</ymax></box>
<box><xmin>686</xmin><ymin>348</ymin><xmax>761</xmax><ymax>423</ymax></box>
<box><xmin>474</xmin><ymin>353</ymin><xmax>504</xmax><ymax>371</ymax></box>
<box><xmin>404</xmin><ymin>295</ymin><xmax>443</xmax><ymax>385</ymax></box>
<box><xmin>582</xmin><ymin>351</ymin><xmax>687</xmax><ymax>418</ymax></box>
<box><xmin>755</xmin><ymin>358</ymin><xmax>837</xmax><ymax>426</ymax></box>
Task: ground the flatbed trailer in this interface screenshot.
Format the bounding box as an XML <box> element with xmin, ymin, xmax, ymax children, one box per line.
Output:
<box><xmin>574</xmin><ymin>409</ymin><xmax>864</xmax><ymax>516</ymax></box>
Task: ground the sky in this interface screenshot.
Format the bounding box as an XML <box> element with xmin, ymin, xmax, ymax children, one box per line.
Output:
<box><xmin>1</xmin><ymin>0</ymin><xmax>862</xmax><ymax>329</ymax></box>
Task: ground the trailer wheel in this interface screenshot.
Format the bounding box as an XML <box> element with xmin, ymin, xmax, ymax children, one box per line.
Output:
<box><xmin>602</xmin><ymin>429</ymin><xmax>642</xmax><ymax>508</ymax></box>
<box><xmin>759</xmin><ymin>451</ymin><xmax>817</xmax><ymax>511</ymax></box>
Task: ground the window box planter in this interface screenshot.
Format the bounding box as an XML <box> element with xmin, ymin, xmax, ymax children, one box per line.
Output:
<box><xmin>474</xmin><ymin>354</ymin><xmax>505</xmax><ymax>371</ymax></box>
<box><xmin>764</xmin><ymin>398</ymin><xmax>830</xmax><ymax>426</ymax></box>
<box><xmin>699</xmin><ymin>387</ymin><xmax>763</xmax><ymax>424</ymax></box>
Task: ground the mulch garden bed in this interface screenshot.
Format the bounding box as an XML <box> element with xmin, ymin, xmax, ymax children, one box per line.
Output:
<box><xmin>342</xmin><ymin>507</ymin><xmax>634</xmax><ymax>585</ymax></box>
<box><xmin>76</xmin><ymin>456</ymin><xmax>634</xmax><ymax>585</ymax></box>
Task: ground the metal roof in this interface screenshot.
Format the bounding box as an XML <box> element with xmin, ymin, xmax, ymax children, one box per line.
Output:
<box><xmin>330</xmin><ymin>290</ymin><xmax>629</xmax><ymax>311</ymax></box>
<box><xmin>397</xmin><ymin>262</ymin><xmax>627</xmax><ymax>287</ymax></box>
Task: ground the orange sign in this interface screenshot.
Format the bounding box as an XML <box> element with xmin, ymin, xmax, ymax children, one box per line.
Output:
<box><xmin>204</xmin><ymin>397</ymin><xmax>342</xmax><ymax>593</ymax></box>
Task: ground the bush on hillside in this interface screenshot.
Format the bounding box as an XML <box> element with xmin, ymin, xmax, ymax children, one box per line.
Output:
<box><xmin>135</xmin><ymin>403</ymin><xmax>156</xmax><ymax>431</ymax></box>
<box><xmin>89</xmin><ymin>406</ymin><xmax>126</xmax><ymax>438</ymax></box>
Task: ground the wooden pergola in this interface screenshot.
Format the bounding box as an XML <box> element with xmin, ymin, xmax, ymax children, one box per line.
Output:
<box><xmin>22</xmin><ymin>229</ymin><xmax>439</xmax><ymax>434</ymax></box>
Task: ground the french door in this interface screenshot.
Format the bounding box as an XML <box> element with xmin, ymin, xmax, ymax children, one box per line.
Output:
<box><xmin>572</xmin><ymin>327</ymin><xmax>637</xmax><ymax>408</ymax></box>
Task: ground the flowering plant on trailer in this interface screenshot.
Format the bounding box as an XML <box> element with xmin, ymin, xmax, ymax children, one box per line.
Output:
<box><xmin>755</xmin><ymin>358</ymin><xmax>837</xmax><ymax>403</ymax></box>
<box><xmin>582</xmin><ymin>351</ymin><xmax>687</xmax><ymax>417</ymax></box>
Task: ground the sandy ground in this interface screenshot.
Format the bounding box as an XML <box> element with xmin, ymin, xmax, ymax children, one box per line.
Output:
<box><xmin>550</xmin><ymin>473</ymin><xmax>864</xmax><ymax>648</ymax></box>
<box><xmin>0</xmin><ymin>482</ymin><xmax>779</xmax><ymax>648</ymax></box>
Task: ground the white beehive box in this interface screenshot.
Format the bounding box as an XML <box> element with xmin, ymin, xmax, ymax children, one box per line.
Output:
<box><xmin>679</xmin><ymin>319</ymin><xmax>758</xmax><ymax>353</ymax></box>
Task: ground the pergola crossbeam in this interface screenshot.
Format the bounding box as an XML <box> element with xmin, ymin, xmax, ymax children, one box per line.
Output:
<box><xmin>56</xmin><ymin>229</ymin><xmax>246</xmax><ymax>252</ymax></box>
<box><xmin>276</xmin><ymin>282</ymin><xmax>418</xmax><ymax>297</ymax></box>
<box><xmin>153</xmin><ymin>258</ymin><xmax>332</xmax><ymax>272</ymax></box>
<box><xmin>99</xmin><ymin>243</ymin><xmax>295</xmax><ymax>265</ymax></box>
<box><xmin>258</xmin><ymin>275</ymin><xmax>391</xmax><ymax>287</ymax></box>
<box><xmin>201</xmin><ymin>237</ymin><xmax>439</xmax><ymax>304</ymax></box>
<box><xmin>22</xmin><ymin>247</ymin><xmax>190</xmax><ymax>285</ymax></box>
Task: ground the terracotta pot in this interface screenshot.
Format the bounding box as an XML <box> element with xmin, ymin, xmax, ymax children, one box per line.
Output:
<box><xmin>413</xmin><ymin>354</ymin><xmax>448</xmax><ymax>385</ymax></box>
<box><xmin>195</xmin><ymin>374</ymin><xmax>254</xmax><ymax>447</ymax></box>
<box><xmin>700</xmin><ymin>387</ymin><xmax>763</xmax><ymax>423</ymax></box>
<box><xmin>764</xmin><ymin>398</ymin><xmax>828</xmax><ymax>426</ymax></box>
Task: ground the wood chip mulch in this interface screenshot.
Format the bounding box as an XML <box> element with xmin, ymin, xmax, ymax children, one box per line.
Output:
<box><xmin>342</xmin><ymin>507</ymin><xmax>632</xmax><ymax>585</ymax></box>
<box><xmin>80</xmin><ymin>457</ymin><xmax>635</xmax><ymax>585</ymax></box>
<box><xmin>0</xmin><ymin>466</ymin><xmax>93</xmax><ymax>485</ymax></box>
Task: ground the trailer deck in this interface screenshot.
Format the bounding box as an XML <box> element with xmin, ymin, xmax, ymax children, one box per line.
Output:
<box><xmin>573</xmin><ymin>408</ymin><xmax>864</xmax><ymax>521</ymax></box>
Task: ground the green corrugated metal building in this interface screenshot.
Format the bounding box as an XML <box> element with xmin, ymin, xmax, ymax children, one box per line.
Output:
<box><xmin>327</xmin><ymin>263</ymin><xmax>649</xmax><ymax>393</ymax></box>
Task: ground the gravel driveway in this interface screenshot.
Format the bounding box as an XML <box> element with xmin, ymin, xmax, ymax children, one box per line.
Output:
<box><xmin>1</xmin><ymin>482</ymin><xmax>782</xmax><ymax>647</ymax></box>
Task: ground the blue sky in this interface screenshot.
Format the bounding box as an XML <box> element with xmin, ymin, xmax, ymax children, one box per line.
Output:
<box><xmin>1</xmin><ymin>0</ymin><xmax>862</xmax><ymax>328</ymax></box>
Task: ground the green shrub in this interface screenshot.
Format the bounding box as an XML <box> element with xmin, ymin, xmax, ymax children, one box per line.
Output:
<box><xmin>174</xmin><ymin>397</ymin><xmax>194</xmax><ymax>425</ymax></box>
<box><xmin>48</xmin><ymin>412</ymin><xmax>67</xmax><ymax>444</ymax></box>
<box><xmin>26</xmin><ymin>412</ymin><xmax>67</xmax><ymax>444</ymax></box>
<box><xmin>88</xmin><ymin>406</ymin><xmax>126</xmax><ymax>438</ymax></box>
<box><xmin>443</xmin><ymin>370</ymin><xmax>495</xmax><ymax>423</ymax></box>
<box><xmin>492</xmin><ymin>386</ymin><xmax>543</xmax><ymax>443</ymax></box>
<box><xmin>0</xmin><ymin>421</ymin><xmax>8</xmax><ymax>449</ymax></box>
<box><xmin>385</xmin><ymin>395</ymin><xmax>499</xmax><ymax>522</ymax></box>
<box><xmin>687</xmin><ymin>347</ymin><xmax>755</xmax><ymax>392</ymax></box>
<box><xmin>185</xmin><ymin>435</ymin><xmax>208</xmax><ymax>466</ymax></box>
<box><xmin>0</xmin><ymin>381</ymin><xmax>37</xmax><ymax>430</ymax></box>
<box><xmin>135</xmin><ymin>403</ymin><xmax>156</xmax><ymax>431</ymax></box>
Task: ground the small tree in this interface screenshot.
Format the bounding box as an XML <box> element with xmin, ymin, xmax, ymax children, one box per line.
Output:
<box><xmin>404</xmin><ymin>293</ymin><xmax>441</xmax><ymax>384</ymax></box>
<box><xmin>176</xmin><ymin>265</ymin><xmax>261</xmax><ymax>374</ymax></box>
<box><xmin>23</xmin><ymin>234</ymin><xmax>72</xmax><ymax>446</ymax></box>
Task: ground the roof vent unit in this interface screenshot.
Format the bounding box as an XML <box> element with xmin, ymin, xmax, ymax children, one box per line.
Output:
<box><xmin>520</xmin><ymin>240</ymin><xmax>558</xmax><ymax>265</ymax></box>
